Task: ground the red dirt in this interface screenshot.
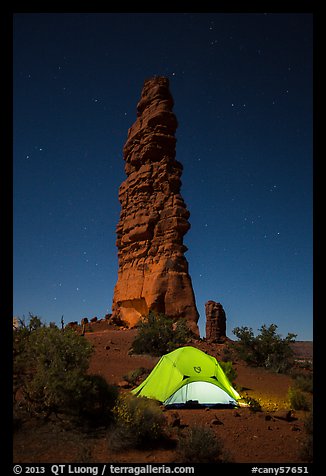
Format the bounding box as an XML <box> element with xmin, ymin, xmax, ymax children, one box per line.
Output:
<box><xmin>13</xmin><ymin>325</ymin><xmax>313</xmax><ymax>464</ymax></box>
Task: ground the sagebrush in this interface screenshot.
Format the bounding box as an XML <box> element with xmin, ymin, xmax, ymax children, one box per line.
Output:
<box><xmin>288</xmin><ymin>386</ymin><xmax>310</xmax><ymax>411</ymax></box>
<box><xmin>13</xmin><ymin>315</ymin><xmax>118</xmax><ymax>426</ymax></box>
<box><xmin>109</xmin><ymin>393</ymin><xmax>167</xmax><ymax>449</ymax></box>
<box><xmin>131</xmin><ymin>311</ymin><xmax>193</xmax><ymax>356</ymax></box>
<box><xmin>177</xmin><ymin>425</ymin><xmax>232</xmax><ymax>463</ymax></box>
<box><xmin>232</xmin><ymin>323</ymin><xmax>296</xmax><ymax>373</ymax></box>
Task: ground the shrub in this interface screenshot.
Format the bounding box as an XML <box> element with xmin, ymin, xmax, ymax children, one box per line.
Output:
<box><xmin>74</xmin><ymin>374</ymin><xmax>119</xmax><ymax>427</ymax></box>
<box><xmin>218</xmin><ymin>361</ymin><xmax>237</xmax><ymax>386</ymax></box>
<box><xmin>221</xmin><ymin>345</ymin><xmax>236</xmax><ymax>362</ymax></box>
<box><xmin>232</xmin><ymin>324</ymin><xmax>297</xmax><ymax>373</ymax></box>
<box><xmin>123</xmin><ymin>367</ymin><xmax>151</xmax><ymax>387</ymax></box>
<box><xmin>300</xmin><ymin>411</ymin><xmax>313</xmax><ymax>462</ymax></box>
<box><xmin>291</xmin><ymin>372</ymin><xmax>313</xmax><ymax>393</ymax></box>
<box><xmin>22</xmin><ymin>325</ymin><xmax>94</xmax><ymax>415</ymax></box>
<box><xmin>13</xmin><ymin>314</ymin><xmax>45</xmax><ymax>386</ymax></box>
<box><xmin>288</xmin><ymin>387</ymin><xmax>310</xmax><ymax>411</ymax></box>
<box><xmin>110</xmin><ymin>393</ymin><xmax>167</xmax><ymax>449</ymax></box>
<box><xmin>177</xmin><ymin>425</ymin><xmax>231</xmax><ymax>463</ymax></box>
<box><xmin>131</xmin><ymin>311</ymin><xmax>193</xmax><ymax>356</ymax></box>
<box><xmin>13</xmin><ymin>315</ymin><xmax>118</xmax><ymax>426</ymax></box>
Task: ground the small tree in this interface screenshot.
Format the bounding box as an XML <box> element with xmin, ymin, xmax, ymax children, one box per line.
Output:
<box><xmin>131</xmin><ymin>311</ymin><xmax>193</xmax><ymax>356</ymax></box>
<box><xmin>14</xmin><ymin>315</ymin><xmax>118</xmax><ymax>425</ymax></box>
<box><xmin>21</xmin><ymin>324</ymin><xmax>94</xmax><ymax>416</ymax></box>
<box><xmin>232</xmin><ymin>323</ymin><xmax>296</xmax><ymax>373</ymax></box>
<box><xmin>13</xmin><ymin>314</ymin><xmax>45</xmax><ymax>399</ymax></box>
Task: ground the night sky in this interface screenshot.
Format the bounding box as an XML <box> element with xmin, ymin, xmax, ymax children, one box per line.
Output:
<box><xmin>13</xmin><ymin>12</ymin><xmax>313</xmax><ymax>340</ymax></box>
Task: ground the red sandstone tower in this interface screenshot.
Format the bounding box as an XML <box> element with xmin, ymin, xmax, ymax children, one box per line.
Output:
<box><xmin>111</xmin><ymin>76</ymin><xmax>199</xmax><ymax>335</ymax></box>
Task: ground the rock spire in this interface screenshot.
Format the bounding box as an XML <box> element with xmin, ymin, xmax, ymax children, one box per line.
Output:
<box><xmin>205</xmin><ymin>301</ymin><xmax>227</xmax><ymax>342</ymax></box>
<box><xmin>111</xmin><ymin>76</ymin><xmax>199</xmax><ymax>335</ymax></box>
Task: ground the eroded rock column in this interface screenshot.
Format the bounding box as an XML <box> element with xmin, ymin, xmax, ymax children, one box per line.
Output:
<box><xmin>205</xmin><ymin>301</ymin><xmax>227</xmax><ymax>342</ymax></box>
<box><xmin>111</xmin><ymin>76</ymin><xmax>199</xmax><ymax>335</ymax></box>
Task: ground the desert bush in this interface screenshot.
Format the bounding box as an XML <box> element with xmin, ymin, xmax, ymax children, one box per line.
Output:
<box><xmin>74</xmin><ymin>374</ymin><xmax>119</xmax><ymax>427</ymax></box>
<box><xmin>300</xmin><ymin>411</ymin><xmax>313</xmax><ymax>462</ymax></box>
<box><xmin>177</xmin><ymin>425</ymin><xmax>231</xmax><ymax>463</ymax></box>
<box><xmin>131</xmin><ymin>311</ymin><xmax>193</xmax><ymax>356</ymax></box>
<box><xmin>220</xmin><ymin>345</ymin><xmax>236</xmax><ymax>362</ymax></box>
<box><xmin>13</xmin><ymin>315</ymin><xmax>118</xmax><ymax>426</ymax></box>
<box><xmin>123</xmin><ymin>367</ymin><xmax>151</xmax><ymax>387</ymax></box>
<box><xmin>22</xmin><ymin>325</ymin><xmax>93</xmax><ymax>415</ymax></box>
<box><xmin>13</xmin><ymin>314</ymin><xmax>45</xmax><ymax>387</ymax></box>
<box><xmin>218</xmin><ymin>361</ymin><xmax>237</xmax><ymax>386</ymax></box>
<box><xmin>232</xmin><ymin>323</ymin><xmax>297</xmax><ymax>373</ymax></box>
<box><xmin>22</xmin><ymin>314</ymin><xmax>44</xmax><ymax>332</ymax></box>
<box><xmin>109</xmin><ymin>393</ymin><xmax>167</xmax><ymax>449</ymax></box>
<box><xmin>288</xmin><ymin>386</ymin><xmax>310</xmax><ymax>411</ymax></box>
<box><xmin>291</xmin><ymin>372</ymin><xmax>313</xmax><ymax>393</ymax></box>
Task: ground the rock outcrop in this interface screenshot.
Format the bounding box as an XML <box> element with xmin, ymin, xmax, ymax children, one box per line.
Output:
<box><xmin>205</xmin><ymin>301</ymin><xmax>227</xmax><ymax>342</ymax></box>
<box><xmin>111</xmin><ymin>76</ymin><xmax>199</xmax><ymax>335</ymax></box>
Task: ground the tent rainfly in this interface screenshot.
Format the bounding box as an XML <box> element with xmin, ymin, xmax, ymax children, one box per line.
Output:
<box><xmin>132</xmin><ymin>346</ymin><xmax>240</xmax><ymax>407</ymax></box>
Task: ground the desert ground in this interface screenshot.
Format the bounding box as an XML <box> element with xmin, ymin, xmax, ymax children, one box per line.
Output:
<box><xmin>13</xmin><ymin>322</ymin><xmax>313</xmax><ymax>464</ymax></box>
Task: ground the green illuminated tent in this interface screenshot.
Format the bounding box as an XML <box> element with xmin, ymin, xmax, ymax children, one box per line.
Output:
<box><xmin>132</xmin><ymin>346</ymin><xmax>240</xmax><ymax>407</ymax></box>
